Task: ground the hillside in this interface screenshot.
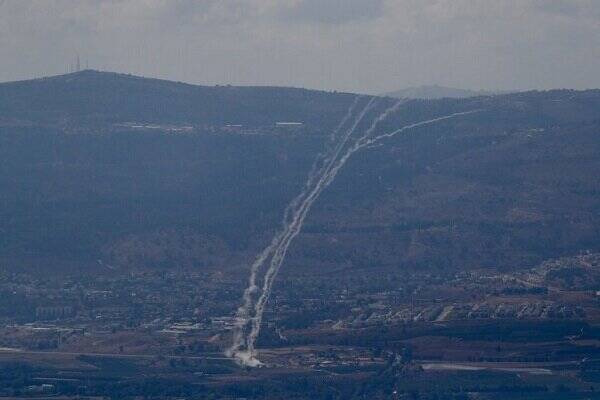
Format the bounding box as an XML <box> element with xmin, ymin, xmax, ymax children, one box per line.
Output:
<box><xmin>0</xmin><ymin>70</ymin><xmax>354</xmax><ymax>128</ymax></box>
<box><xmin>385</xmin><ymin>84</ymin><xmax>499</xmax><ymax>99</ymax></box>
<box><xmin>0</xmin><ymin>72</ymin><xmax>599</xmax><ymax>277</ymax></box>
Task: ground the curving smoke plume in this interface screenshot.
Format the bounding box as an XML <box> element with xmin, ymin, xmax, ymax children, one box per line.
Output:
<box><xmin>226</xmin><ymin>95</ymin><xmax>368</xmax><ymax>365</ymax></box>
<box><xmin>228</xmin><ymin>96</ymin><xmax>481</xmax><ymax>366</ymax></box>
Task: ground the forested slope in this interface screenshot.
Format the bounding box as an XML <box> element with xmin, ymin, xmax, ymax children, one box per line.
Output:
<box><xmin>0</xmin><ymin>71</ymin><xmax>598</xmax><ymax>275</ymax></box>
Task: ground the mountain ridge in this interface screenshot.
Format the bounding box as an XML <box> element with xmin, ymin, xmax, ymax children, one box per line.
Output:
<box><xmin>0</xmin><ymin>71</ymin><xmax>599</xmax><ymax>277</ymax></box>
<box><xmin>0</xmin><ymin>70</ymin><xmax>357</xmax><ymax>129</ymax></box>
<box><xmin>384</xmin><ymin>84</ymin><xmax>504</xmax><ymax>99</ymax></box>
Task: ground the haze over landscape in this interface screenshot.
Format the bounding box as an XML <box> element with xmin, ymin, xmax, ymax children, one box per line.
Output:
<box><xmin>1</xmin><ymin>0</ymin><xmax>600</xmax><ymax>93</ymax></box>
<box><xmin>1</xmin><ymin>1</ymin><xmax>600</xmax><ymax>399</ymax></box>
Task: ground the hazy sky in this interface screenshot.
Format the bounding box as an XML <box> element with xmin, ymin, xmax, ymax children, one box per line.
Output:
<box><xmin>1</xmin><ymin>0</ymin><xmax>599</xmax><ymax>93</ymax></box>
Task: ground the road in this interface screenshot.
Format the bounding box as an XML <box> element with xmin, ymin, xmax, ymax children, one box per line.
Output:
<box><xmin>0</xmin><ymin>347</ymin><xmax>231</xmax><ymax>361</ymax></box>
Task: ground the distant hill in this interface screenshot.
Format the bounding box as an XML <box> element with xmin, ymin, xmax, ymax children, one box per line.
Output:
<box><xmin>0</xmin><ymin>70</ymin><xmax>354</xmax><ymax>129</ymax></box>
<box><xmin>0</xmin><ymin>71</ymin><xmax>599</xmax><ymax>277</ymax></box>
<box><xmin>385</xmin><ymin>85</ymin><xmax>500</xmax><ymax>99</ymax></box>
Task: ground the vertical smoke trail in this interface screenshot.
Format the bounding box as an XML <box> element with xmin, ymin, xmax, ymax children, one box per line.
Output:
<box><xmin>227</xmin><ymin>95</ymin><xmax>370</xmax><ymax>362</ymax></box>
<box><xmin>233</xmin><ymin>98</ymin><xmax>396</xmax><ymax>363</ymax></box>
<box><xmin>243</xmin><ymin>100</ymin><xmax>404</xmax><ymax>358</ymax></box>
<box><xmin>229</xmin><ymin>93</ymin><xmax>481</xmax><ymax>365</ymax></box>
<box><xmin>292</xmin><ymin>95</ymin><xmax>363</xmax><ymax>211</ymax></box>
<box><xmin>231</xmin><ymin>97</ymin><xmax>400</xmax><ymax>364</ymax></box>
<box><xmin>229</xmin><ymin>97</ymin><xmax>379</xmax><ymax>364</ymax></box>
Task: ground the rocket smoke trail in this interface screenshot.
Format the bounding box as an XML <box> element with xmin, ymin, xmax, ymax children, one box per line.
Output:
<box><xmin>226</xmin><ymin>95</ymin><xmax>367</xmax><ymax>364</ymax></box>
<box><xmin>228</xmin><ymin>96</ymin><xmax>481</xmax><ymax>366</ymax></box>
<box><xmin>227</xmin><ymin>95</ymin><xmax>376</xmax><ymax>365</ymax></box>
<box><xmin>241</xmin><ymin>99</ymin><xmax>406</xmax><ymax>358</ymax></box>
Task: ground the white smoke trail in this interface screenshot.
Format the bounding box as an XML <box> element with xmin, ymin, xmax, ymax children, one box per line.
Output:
<box><xmin>230</xmin><ymin>97</ymin><xmax>378</xmax><ymax>364</ymax></box>
<box><xmin>243</xmin><ymin>100</ymin><xmax>406</xmax><ymax>348</ymax></box>
<box><xmin>321</xmin><ymin>110</ymin><xmax>484</xmax><ymax>189</ymax></box>
<box><xmin>230</xmin><ymin>98</ymin><xmax>481</xmax><ymax>366</ymax></box>
<box><xmin>361</xmin><ymin>109</ymin><xmax>481</xmax><ymax>147</ymax></box>
<box><xmin>294</xmin><ymin>95</ymin><xmax>363</xmax><ymax>208</ymax></box>
<box><xmin>236</xmin><ymin>98</ymin><xmax>394</xmax><ymax>362</ymax></box>
<box><xmin>227</xmin><ymin>95</ymin><xmax>370</xmax><ymax>362</ymax></box>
